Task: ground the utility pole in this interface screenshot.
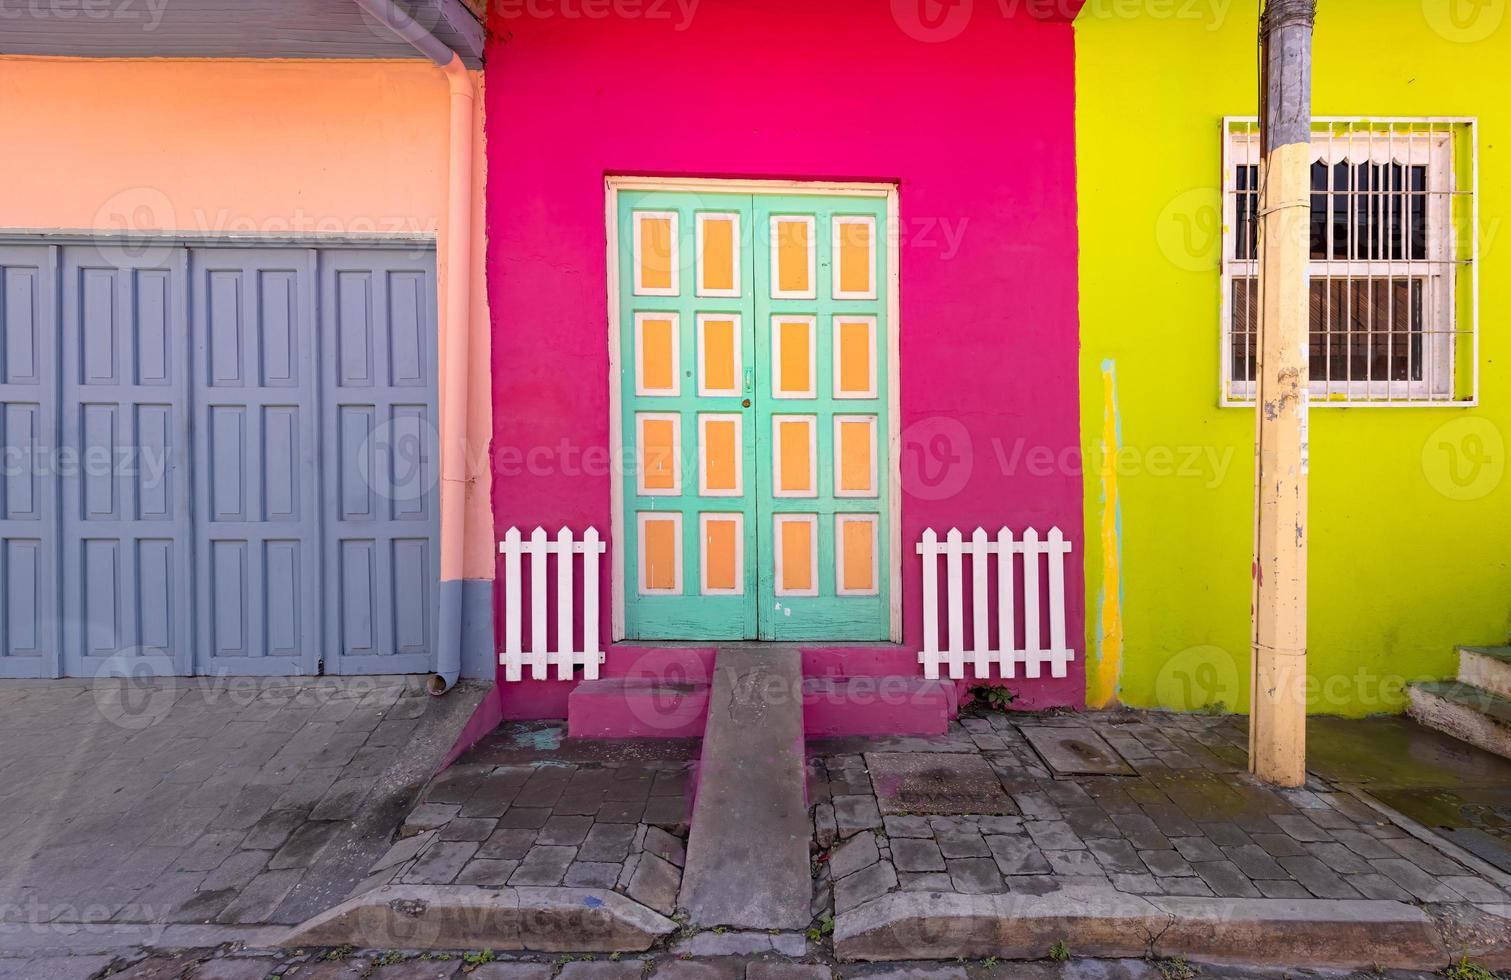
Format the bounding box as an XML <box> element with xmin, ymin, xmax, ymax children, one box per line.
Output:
<box><xmin>1250</xmin><ymin>0</ymin><xmax>1314</xmax><ymax>787</ymax></box>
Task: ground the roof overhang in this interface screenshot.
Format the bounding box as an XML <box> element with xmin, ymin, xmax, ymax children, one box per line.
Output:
<box><xmin>0</xmin><ymin>0</ymin><xmax>484</xmax><ymax>67</ymax></box>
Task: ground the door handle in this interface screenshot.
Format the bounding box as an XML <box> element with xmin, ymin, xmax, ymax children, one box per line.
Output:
<box><xmin>743</xmin><ymin>366</ymin><xmax>754</xmax><ymax>394</ymax></box>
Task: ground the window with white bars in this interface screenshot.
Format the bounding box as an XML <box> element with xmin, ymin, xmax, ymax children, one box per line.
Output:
<box><xmin>1222</xmin><ymin>118</ymin><xmax>1477</xmax><ymax>405</ymax></box>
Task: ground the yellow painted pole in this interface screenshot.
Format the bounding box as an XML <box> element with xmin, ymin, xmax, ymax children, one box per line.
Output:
<box><xmin>1250</xmin><ymin>0</ymin><xmax>1314</xmax><ymax>787</ymax></box>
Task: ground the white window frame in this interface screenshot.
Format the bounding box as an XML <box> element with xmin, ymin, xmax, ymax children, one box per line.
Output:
<box><xmin>1219</xmin><ymin>117</ymin><xmax>1477</xmax><ymax>407</ymax></box>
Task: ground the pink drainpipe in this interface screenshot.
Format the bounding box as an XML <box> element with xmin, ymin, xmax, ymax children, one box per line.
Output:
<box><xmin>349</xmin><ymin>0</ymin><xmax>475</xmax><ymax>693</ymax></box>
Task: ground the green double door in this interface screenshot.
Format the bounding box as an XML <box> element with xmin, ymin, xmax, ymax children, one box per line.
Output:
<box><xmin>617</xmin><ymin>188</ymin><xmax>891</xmax><ymax>641</ymax></box>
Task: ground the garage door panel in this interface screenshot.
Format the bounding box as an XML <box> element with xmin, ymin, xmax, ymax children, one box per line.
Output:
<box><xmin>392</xmin><ymin>537</ymin><xmax>432</xmax><ymax>654</ymax></box>
<box><xmin>0</xmin><ymin>240</ymin><xmax>438</xmax><ymax>678</ymax></box>
<box><xmin>61</xmin><ymin>245</ymin><xmax>192</xmax><ymax>677</ymax></box>
<box><xmin>387</xmin><ymin>271</ymin><xmax>428</xmax><ymax>388</ymax></box>
<box><xmin>336</xmin><ymin>270</ymin><xmax>376</xmax><ymax>388</ymax></box>
<box><xmin>338</xmin><ymin>405</ymin><xmax>377</xmax><ymax>521</ymax></box>
<box><xmin>193</xmin><ymin>247</ymin><xmax>320</xmax><ymax>676</ymax></box>
<box><xmin>388</xmin><ymin>404</ymin><xmax>434</xmax><ymax>522</ymax></box>
<box><xmin>0</xmin><ymin>246</ymin><xmax>59</xmax><ymax>677</ymax></box>
<box><xmin>136</xmin><ymin>538</ymin><xmax>175</xmax><ymax>651</ymax></box>
<box><xmin>323</xmin><ymin>251</ymin><xmax>438</xmax><ymax>675</ymax></box>
<box><xmin>338</xmin><ymin>537</ymin><xmax>377</xmax><ymax>657</ymax></box>
<box><xmin>4</xmin><ymin>539</ymin><xmax>46</xmax><ymax>664</ymax></box>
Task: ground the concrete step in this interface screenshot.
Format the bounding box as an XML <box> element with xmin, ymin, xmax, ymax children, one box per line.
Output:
<box><xmin>802</xmin><ymin>676</ymin><xmax>954</xmax><ymax>737</ymax></box>
<box><xmin>1459</xmin><ymin>645</ymin><xmax>1511</xmax><ymax>700</ymax></box>
<box><xmin>679</xmin><ymin>647</ymin><xmax>810</xmax><ymax>930</ymax></box>
<box><xmin>1406</xmin><ymin>680</ymin><xmax>1511</xmax><ymax>760</ymax></box>
<box><xmin>567</xmin><ymin>677</ymin><xmax>711</xmax><ymax>739</ymax></box>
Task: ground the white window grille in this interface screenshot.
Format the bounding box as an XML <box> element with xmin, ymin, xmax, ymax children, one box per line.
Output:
<box><xmin>916</xmin><ymin>527</ymin><xmax>1074</xmax><ymax>681</ymax></box>
<box><xmin>498</xmin><ymin>526</ymin><xmax>607</xmax><ymax>681</ymax></box>
<box><xmin>1221</xmin><ymin>118</ymin><xmax>1477</xmax><ymax>405</ymax></box>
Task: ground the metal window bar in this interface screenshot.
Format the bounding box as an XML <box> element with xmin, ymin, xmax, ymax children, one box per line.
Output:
<box><xmin>1221</xmin><ymin>117</ymin><xmax>1476</xmax><ymax>406</ymax></box>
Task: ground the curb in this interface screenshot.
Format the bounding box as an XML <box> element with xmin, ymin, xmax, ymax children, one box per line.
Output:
<box><xmin>272</xmin><ymin>884</ymin><xmax>678</xmax><ymax>952</ymax></box>
<box><xmin>832</xmin><ymin>887</ymin><xmax>1451</xmax><ymax>970</ymax></box>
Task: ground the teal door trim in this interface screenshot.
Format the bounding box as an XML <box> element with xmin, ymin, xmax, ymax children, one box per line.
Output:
<box><xmin>606</xmin><ymin>177</ymin><xmax>901</xmax><ymax>644</ymax></box>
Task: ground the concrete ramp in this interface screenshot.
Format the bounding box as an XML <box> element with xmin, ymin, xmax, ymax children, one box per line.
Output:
<box><xmin>678</xmin><ymin>646</ymin><xmax>811</xmax><ymax>929</ymax></box>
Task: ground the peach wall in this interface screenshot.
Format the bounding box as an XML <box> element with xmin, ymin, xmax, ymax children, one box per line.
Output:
<box><xmin>0</xmin><ymin>56</ymin><xmax>494</xmax><ymax>583</ymax></box>
<box><xmin>0</xmin><ymin>57</ymin><xmax>447</xmax><ymax>234</ymax></box>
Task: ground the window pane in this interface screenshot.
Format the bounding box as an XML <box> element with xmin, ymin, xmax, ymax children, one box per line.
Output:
<box><xmin>1312</xmin><ymin>161</ymin><xmax>1429</xmax><ymax>262</ymax></box>
<box><xmin>1236</xmin><ymin>165</ymin><xmax>1259</xmax><ymax>261</ymax></box>
<box><xmin>1308</xmin><ymin>278</ymin><xmax>1424</xmax><ymax>383</ymax></box>
<box><xmin>1309</xmin><ymin>161</ymin><xmax>1328</xmax><ymax>259</ymax></box>
<box><xmin>1231</xmin><ymin>276</ymin><xmax>1257</xmax><ymax>383</ymax></box>
<box><xmin>1233</xmin><ymin>277</ymin><xmax>1424</xmax><ymax>385</ymax></box>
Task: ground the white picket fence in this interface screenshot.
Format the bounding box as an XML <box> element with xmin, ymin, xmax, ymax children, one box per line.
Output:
<box><xmin>917</xmin><ymin>527</ymin><xmax>1075</xmax><ymax>681</ymax></box>
<box><xmin>498</xmin><ymin>526</ymin><xmax>607</xmax><ymax>682</ymax></box>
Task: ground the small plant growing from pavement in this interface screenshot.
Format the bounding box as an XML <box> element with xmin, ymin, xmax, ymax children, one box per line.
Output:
<box><xmin>321</xmin><ymin>945</ymin><xmax>356</xmax><ymax>961</ymax></box>
<box><xmin>1445</xmin><ymin>956</ymin><xmax>1494</xmax><ymax>980</ymax></box>
<box><xmin>807</xmin><ymin>913</ymin><xmax>836</xmax><ymax>941</ymax></box>
<box><xmin>463</xmin><ymin>950</ymin><xmax>496</xmax><ymax>967</ymax></box>
<box><xmin>1048</xmin><ymin>940</ymin><xmax>1070</xmax><ymax>962</ymax></box>
<box><xmin>1157</xmin><ymin>955</ymin><xmax>1199</xmax><ymax>980</ymax></box>
<box><xmin>968</xmin><ymin>685</ymin><xmax>1017</xmax><ymax>712</ymax></box>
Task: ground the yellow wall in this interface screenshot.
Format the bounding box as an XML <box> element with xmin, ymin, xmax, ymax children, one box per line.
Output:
<box><xmin>0</xmin><ymin>56</ymin><xmax>494</xmax><ymax>581</ymax></box>
<box><xmin>1076</xmin><ymin>1</ymin><xmax>1511</xmax><ymax>716</ymax></box>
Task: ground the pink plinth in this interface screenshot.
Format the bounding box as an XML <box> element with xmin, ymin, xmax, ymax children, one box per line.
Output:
<box><xmin>802</xmin><ymin>676</ymin><xmax>956</xmax><ymax>737</ymax></box>
<box><xmin>567</xmin><ymin>676</ymin><xmax>711</xmax><ymax>739</ymax></box>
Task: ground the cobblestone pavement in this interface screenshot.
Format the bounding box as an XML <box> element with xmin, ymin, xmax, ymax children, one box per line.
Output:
<box><xmin>358</xmin><ymin>722</ymin><xmax>695</xmax><ymax>915</ymax></box>
<box><xmin>3</xmin><ymin>944</ymin><xmax>1468</xmax><ymax>980</ymax></box>
<box><xmin>807</xmin><ymin>710</ymin><xmax>1511</xmax><ymax>921</ymax></box>
<box><xmin>0</xmin><ymin>676</ymin><xmax>481</xmax><ymax>931</ymax></box>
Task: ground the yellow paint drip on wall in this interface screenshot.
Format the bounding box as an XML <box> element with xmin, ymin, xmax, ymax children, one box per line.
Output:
<box><xmin>1089</xmin><ymin>360</ymin><xmax>1124</xmax><ymax>709</ymax></box>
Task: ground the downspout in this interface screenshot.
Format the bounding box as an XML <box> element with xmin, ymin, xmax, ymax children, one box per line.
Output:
<box><xmin>351</xmin><ymin>0</ymin><xmax>475</xmax><ymax>694</ymax></box>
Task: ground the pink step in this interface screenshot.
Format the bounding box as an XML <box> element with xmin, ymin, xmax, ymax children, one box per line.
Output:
<box><xmin>567</xmin><ymin>676</ymin><xmax>711</xmax><ymax>739</ymax></box>
<box><xmin>802</xmin><ymin>676</ymin><xmax>956</xmax><ymax>737</ymax></box>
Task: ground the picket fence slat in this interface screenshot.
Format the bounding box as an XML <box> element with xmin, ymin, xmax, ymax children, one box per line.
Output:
<box><xmin>499</xmin><ymin>526</ymin><xmax>608</xmax><ymax>682</ymax></box>
<box><xmin>915</xmin><ymin>525</ymin><xmax>1075</xmax><ymax>681</ymax></box>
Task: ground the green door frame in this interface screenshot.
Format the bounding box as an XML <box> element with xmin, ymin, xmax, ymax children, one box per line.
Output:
<box><xmin>607</xmin><ymin>177</ymin><xmax>901</xmax><ymax>645</ymax></box>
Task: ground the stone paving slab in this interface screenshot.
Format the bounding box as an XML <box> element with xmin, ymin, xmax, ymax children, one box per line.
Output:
<box><xmin>811</xmin><ymin>708</ymin><xmax>1511</xmax><ymax>968</ymax></box>
<box><xmin>13</xmin><ymin>945</ymin><xmax>1480</xmax><ymax>980</ymax></box>
<box><xmin>358</xmin><ymin>721</ymin><xmax>696</xmax><ymax>938</ymax></box>
<box><xmin>0</xmin><ymin>676</ymin><xmax>484</xmax><ymax>932</ymax></box>
<box><xmin>679</xmin><ymin>647</ymin><xmax>811</xmax><ymax>930</ymax></box>
<box><xmin>274</xmin><ymin>884</ymin><xmax>678</xmax><ymax>952</ymax></box>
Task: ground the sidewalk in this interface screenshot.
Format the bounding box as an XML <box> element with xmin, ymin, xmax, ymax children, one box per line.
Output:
<box><xmin>809</xmin><ymin>710</ymin><xmax>1511</xmax><ymax>967</ymax></box>
<box><xmin>4</xmin><ymin>683</ymin><xmax>1510</xmax><ymax>976</ymax></box>
<box><xmin>0</xmin><ymin>675</ymin><xmax>483</xmax><ymax>935</ymax></box>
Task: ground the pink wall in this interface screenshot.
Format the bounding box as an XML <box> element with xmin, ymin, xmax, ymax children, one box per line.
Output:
<box><xmin>486</xmin><ymin>0</ymin><xmax>1085</xmax><ymax>708</ymax></box>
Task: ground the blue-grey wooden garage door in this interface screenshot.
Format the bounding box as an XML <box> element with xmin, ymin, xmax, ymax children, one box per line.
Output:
<box><xmin>0</xmin><ymin>242</ymin><xmax>439</xmax><ymax>678</ymax></box>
